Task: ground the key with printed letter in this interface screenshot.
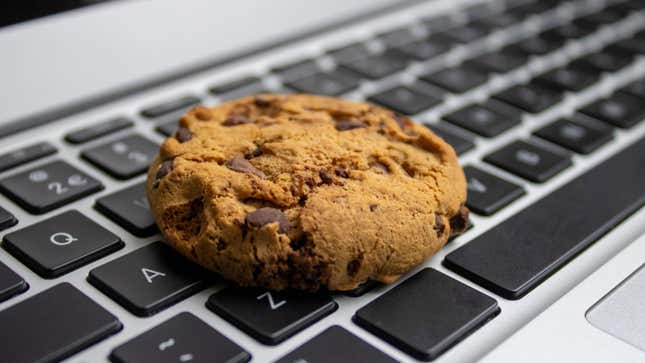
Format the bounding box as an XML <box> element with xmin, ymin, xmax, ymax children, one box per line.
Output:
<box><xmin>95</xmin><ymin>182</ymin><xmax>158</xmax><ymax>237</ymax></box>
<box><xmin>3</xmin><ymin>210</ymin><xmax>124</xmax><ymax>278</ymax></box>
<box><xmin>0</xmin><ymin>283</ymin><xmax>122</xmax><ymax>363</ymax></box>
<box><xmin>207</xmin><ymin>288</ymin><xmax>338</xmax><ymax>345</ymax></box>
<box><xmin>0</xmin><ymin>160</ymin><xmax>103</xmax><ymax>214</ymax></box>
<box><xmin>110</xmin><ymin>312</ymin><xmax>251</xmax><ymax>363</ymax></box>
<box><xmin>82</xmin><ymin>134</ymin><xmax>159</xmax><ymax>179</ymax></box>
<box><xmin>88</xmin><ymin>241</ymin><xmax>208</xmax><ymax>316</ymax></box>
<box><xmin>275</xmin><ymin>326</ymin><xmax>397</xmax><ymax>363</ymax></box>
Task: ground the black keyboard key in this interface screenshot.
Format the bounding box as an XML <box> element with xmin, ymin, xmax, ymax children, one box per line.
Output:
<box><xmin>534</xmin><ymin>116</ymin><xmax>613</xmax><ymax>154</ymax></box>
<box><xmin>96</xmin><ymin>183</ymin><xmax>157</xmax><ymax>237</ymax></box>
<box><xmin>421</xmin><ymin>66</ymin><xmax>488</xmax><ymax>94</ymax></box>
<box><xmin>0</xmin><ymin>260</ymin><xmax>27</xmax><ymax>303</ymax></box>
<box><xmin>286</xmin><ymin>69</ymin><xmax>360</xmax><ymax>96</ymax></box>
<box><xmin>0</xmin><ymin>205</ymin><xmax>17</xmax><ymax>231</ymax></box>
<box><xmin>327</xmin><ymin>42</ymin><xmax>370</xmax><ymax>63</ymax></box>
<box><xmin>614</xmin><ymin>36</ymin><xmax>645</xmax><ymax>55</ymax></box>
<box><xmin>378</xmin><ymin>27</ymin><xmax>417</xmax><ymax>47</ymax></box>
<box><xmin>571</xmin><ymin>47</ymin><xmax>634</xmax><ymax>73</ymax></box>
<box><xmin>157</xmin><ymin>118</ymin><xmax>179</xmax><ymax>137</ymax></box>
<box><xmin>340</xmin><ymin>50</ymin><xmax>409</xmax><ymax>79</ymax></box>
<box><xmin>141</xmin><ymin>95</ymin><xmax>201</xmax><ymax>119</ymax></box>
<box><xmin>65</xmin><ymin>117</ymin><xmax>133</xmax><ymax>144</ymax></box>
<box><xmin>211</xmin><ymin>77</ymin><xmax>267</xmax><ymax>101</ymax></box>
<box><xmin>445</xmin><ymin>136</ymin><xmax>645</xmax><ymax>299</ymax></box>
<box><xmin>82</xmin><ymin>134</ymin><xmax>159</xmax><ymax>179</ymax></box>
<box><xmin>3</xmin><ymin>210</ymin><xmax>123</xmax><ymax>278</ymax></box>
<box><xmin>276</xmin><ymin>326</ymin><xmax>396</xmax><ymax>363</ymax></box>
<box><xmin>271</xmin><ymin>59</ymin><xmax>320</xmax><ymax>81</ymax></box>
<box><xmin>622</xmin><ymin>79</ymin><xmax>645</xmax><ymax>99</ymax></box>
<box><xmin>421</xmin><ymin>14</ymin><xmax>456</xmax><ymax>32</ymax></box>
<box><xmin>535</xmin><ymin>65</ymin><xmax>600</xmax><ymax>92</ymax></box>
<box><xmin>485</xmin><ymin>140</ymin><xmax>572</xmax><ymax>182</ymax></box>
<box><xmin>493</xmin><ymin>83</ymin><xmax>563</xmax><ymax>113</ymax></box>
<box><xmin>468</xmin><ymin>50</ymin><xmax>527</xmax><ymax>73</ymax></box>
<box><xmin>206</xmin><ymin>288</ymin><xmax>337</xmax><ymax>345</ymax></box>
<box><xmin>426</xmin><ymin>124</ymin><xmax>475</xmax><ymax>155</ymax></box>
<box><xmin>0</xmin><ymin>283</ymin><xmax>121</xmax><ymax>363</ymax></box>
<box><xmin>542</xmin><ymin>22</ymin><xmax>595</xmax><ymax>42</ymax></box>
<box><xmin>354</xmin><ymin>268</ymin><xmax>499</xmax><ymax>361</ymax></box>
<box><xmin>435</xmin><ymin>24</ymin><xmax>488</xmax><ymax>44</ymax></box>
<box><xmin>443</xmin><ymin>101</ymin><xmax>520</xmax><ymax>137</ymax></box>
<box><xmin>579</xmin><ymin>92</ymin><xmax>645</xmax><ymax>129</ymax></box>
<box><xmin>397</xmin><ymin>36</ymin><xmax>451</xmax><ymax>61</ymax></box>
<box><xmin>506</xmin><ymin>35</ymin><xmax>564</xmax><ymax>56</ymax></box>
<box><xmin>367</xmin><ymin>85</ymin><xmax>441</xmax><ymax>115</ymax></box>
<box><xmin>341</xmin><ymin>280</ymin><xmax>380</xmax><ymax>297</ymax></box>
<box><xmin>110</xmin><ymin>312</ymin><xmax>251</xmax><ymax>363</ymax></box>
<box><xmin>209</xmin><ymin>76</ymin><xmax>261</xmax><ymax>95</ymax></box>
<box><xmin>88</xmin><ymin>241</ymin><xmax>208</xmax><ymax>317</ymax></box>
<box><xmin>0</xmin><ymin>142</ymin><xmax>57</xmax><ymax>173</ymax></box>
<box><xmin>464</xmin><ymin>166</ymin><xmax>525</xmax><ymax>215</ymax></box>
<box><xmin>0</xmin><ymin>160</ymin><xmax>103</xmax><ymax>214</ymax></box>
<box><xmin>574</xmin><ymin>9</ymin><xmax>624</xmax><ymax>29</ymax></box>
<box><xmin>472</xmin><ymin>12</ymin><xmax>520</xmax><ymax>30</ymax></box>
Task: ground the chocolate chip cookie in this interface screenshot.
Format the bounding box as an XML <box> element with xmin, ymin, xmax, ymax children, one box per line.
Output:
<box><xmin>146</xmin><ymin>94</ymin><xmax>468</xmax><ymax>291</ymax></box>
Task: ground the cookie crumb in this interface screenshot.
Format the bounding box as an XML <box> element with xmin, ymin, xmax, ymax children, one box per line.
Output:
<box><xmin>246</xmin><ymin>207</ymin><xmax>290</xmax><ymax>234</ymax></box>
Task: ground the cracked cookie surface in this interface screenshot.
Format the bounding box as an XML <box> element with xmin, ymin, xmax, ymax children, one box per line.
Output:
<box><xmin>146</xmin><ymin>94</ymin><xmax>468</xmax><ymax>291</ymax></box>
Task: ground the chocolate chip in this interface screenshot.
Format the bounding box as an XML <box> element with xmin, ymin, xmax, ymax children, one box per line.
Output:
<box><xmin>155</xmin><ymin>159</ymin><xmax>174</xmax><ymax>180</ymax></box>
<box><xmin>244</xmin><ymin>147</ymin><xmax>263</xmax><ymax>159</ymax></box>
<box><xmin>369</xmin><ymin>204</ymin><xmax>378</xmax><ymax>212</ymax></box>
<box><xmin>433</xmin><ymin>212</ymin><xmax>445</xmax><ymax>237</ymax></box>
<box><xmin>175</xmin><ymin>127</ymin><xmax>192</xmax><ymax>143</ymax></box>
<box><xmin>334</xmin><ymin>167</ymin><xmax>349</xmax><ymax>178</ymax></box>
<box><xmin>347</xmin><ymin>258</ymin><xmax>361</xmax><ymax>276</ymax></box>
<box><xmin>335</xmin><ymin>120</ymin><xmax>368</xmax><ymax>131</ymax></box>
<box><xmin>449</xmin><ymin>205</ymin><xmax>469</xmax><ymax>234</ymax></box>
<box><xmin>217</xmin><ymin>240</ymin><xmax>227</xmax><ymax>251</ymax></box>
<box><xmin>223</xmin><ymin>114</ymin><xmax>251</xmax><ymax>126</ymax></box>
<box><xmin>225</xmin><ymin>155</ymin><xmax>266</xmax><ymax>178</ymax></box>
<box><xmin>194</xmin><ymin>106</ymin><xmax>212</xmax><ymax>121</ymax></box>
<box><xmin>245</xmin><ymin>207</ymin><xmax>290</xmax><ymax>234</ymax></box>
<box><xmin>319</xmin><ymin>169</ymin><xmax>333</xmax><ymax>184</ymax></box>
<box><xmin>254</xmin><ymin>96</ymin><xmax>272</xmax><ymax>108</ymax></box>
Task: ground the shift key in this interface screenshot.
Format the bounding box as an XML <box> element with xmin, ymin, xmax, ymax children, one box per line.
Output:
<box><xmin>444</xmin><ymin>137</ymin><xmax>645</xmax><ymax>299</ymax></box>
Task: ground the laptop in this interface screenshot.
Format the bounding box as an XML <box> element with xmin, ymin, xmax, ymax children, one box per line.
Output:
<box><xmin>0</xmin><ymin>0</ymin><xmax>644</xmax><ymax>362</ymax></box>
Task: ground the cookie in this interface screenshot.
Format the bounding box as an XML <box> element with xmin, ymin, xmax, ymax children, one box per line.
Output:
<box><xmin>146</xmin><ymin>94</ymin><xmax>468</xmax><ymax>291</ymax></box>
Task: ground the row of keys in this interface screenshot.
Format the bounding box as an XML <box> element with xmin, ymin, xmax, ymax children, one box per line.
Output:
<box><xmin>112</xmin><ymin>267</ymin><xmax>500</xmax><ymax>362</ymax></box>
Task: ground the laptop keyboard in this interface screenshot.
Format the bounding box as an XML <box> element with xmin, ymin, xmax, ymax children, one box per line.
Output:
<box><xmin>1</xmin><ymin>0</ymin><xmax>645</xmax><ymax>362</ymax></box>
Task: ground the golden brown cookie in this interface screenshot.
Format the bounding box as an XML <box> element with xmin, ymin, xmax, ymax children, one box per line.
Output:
<box><xmin>146</xmin><ymin>94</ymin><xmax>468</xmax><ymax>291</ymax></box>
